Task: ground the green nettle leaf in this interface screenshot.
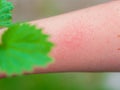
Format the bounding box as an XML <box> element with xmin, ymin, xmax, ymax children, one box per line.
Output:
<box><xmin>0</xmin><ymin>0</ymin><xmax>14</xmax><ymax>27</ymax></box>
<box><xmin>0</xmin><ymin>23</ymin><xmax>54</xmax><ymax>75</ymax></box>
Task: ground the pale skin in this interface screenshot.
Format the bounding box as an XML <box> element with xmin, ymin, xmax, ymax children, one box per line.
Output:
<box><xmin>0</xmin><ymin>0</ymin><xmax>120</xmax><ymax>78</ymax></box>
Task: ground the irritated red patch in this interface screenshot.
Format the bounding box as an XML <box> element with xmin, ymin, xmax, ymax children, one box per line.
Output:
<box><xmin>47</xmin><ymin>26</ymin><xmax>84</xmax><ymax>72</ymax></box>
<box><xmin>118</xmin><ymin>48</ymin><xmax>120</xmax><ymax>50</ymax></box>
<box><xmin>58</xmin><ymin>27</ymin><xmax>84</xmax><ymax>51</ymax></box>
<box><xmin>50</xmin><ymin>23</ymin><xmax>86</xmax><ymax>63</ymax></box>
<box><xmin>118</xmin><ymin>35</ymin><xmax>120</xmax><ymax>38</ymax></box>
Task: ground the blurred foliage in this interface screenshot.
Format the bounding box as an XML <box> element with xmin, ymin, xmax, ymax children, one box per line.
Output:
<box><xmin>0</xmin><ymin>73</ymin><xmax>108</xmax><ymax>90</ymax></box>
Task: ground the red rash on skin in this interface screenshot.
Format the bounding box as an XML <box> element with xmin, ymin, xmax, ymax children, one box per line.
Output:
<box><xmin>49</xmin><ymin>24</ymin><xmax>85</xmax><ymax>72</ymax></box>
<box><xmin>32</xmin><ymin>14</ymin><xmax>87</xmax><ymax>72</ymax></box>
<box><xmin>118</xmin><ymin>34</ymin><xmax>120</xmax><ymax>37</ymax></box>
<box><xmin>118</xmin><ymin>48</ymin><xmax>120</xmax><ymax>50</ymax></box>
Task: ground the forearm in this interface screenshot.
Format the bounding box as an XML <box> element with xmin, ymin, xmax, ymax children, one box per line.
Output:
<box><xmin>0</xmin><ymin>0</ymin><xmax>120</xmax><ymax>78</ymax></box>
<box><xmin>32</xmin><ymin>0</ymin><xmax>120</xmax><ymax>73</ymax></box>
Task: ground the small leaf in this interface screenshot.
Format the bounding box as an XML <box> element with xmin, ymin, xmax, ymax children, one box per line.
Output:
<box><xmin>0</xmin><ymin>0</ymin><xmax>14</xmax><ymax>27</ymax></box>
<box><xmin>0</xmin><ymin>23</ymin><xmax>54</xmax><ymax>75</ymax></box>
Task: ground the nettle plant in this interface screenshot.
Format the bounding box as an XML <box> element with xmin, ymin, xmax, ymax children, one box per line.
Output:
<box><xmin>0</xmin><ymin>0</ymin><xmax>54</xmax><ymax>76</ymax></box>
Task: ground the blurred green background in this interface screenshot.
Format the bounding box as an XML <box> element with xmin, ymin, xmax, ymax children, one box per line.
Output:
<box><xmin>0</xmin><ymin>0</ymin><xmax>120</xmax><ymax>90</ymax></box>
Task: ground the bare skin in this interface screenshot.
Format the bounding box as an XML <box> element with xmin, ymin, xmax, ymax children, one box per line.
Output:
<box><xmin>0</xmin><ymin>0</ymin><xmax>120</xmax><ymax>78</ymax></box>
